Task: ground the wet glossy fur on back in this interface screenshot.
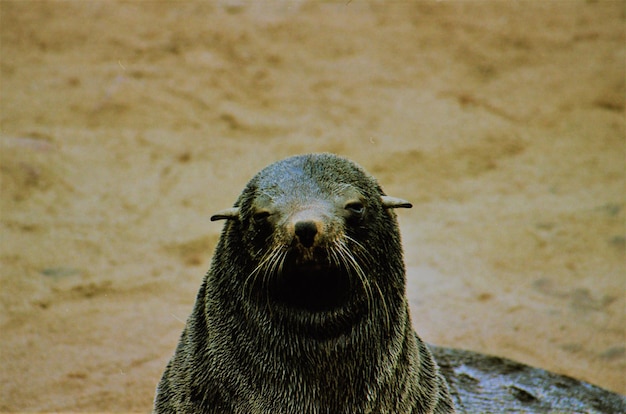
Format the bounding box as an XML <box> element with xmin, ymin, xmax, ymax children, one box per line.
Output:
<box><xmin>153</xmin><ymin>153</ymin><xmax>454</xmax><ymax>414</ymax></box>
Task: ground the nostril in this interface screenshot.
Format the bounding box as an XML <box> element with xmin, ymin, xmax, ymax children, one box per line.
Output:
<box><xmin>294</xmin><ymin>221</ymin><xmax>318</xmax><ymax>248</ymax></box>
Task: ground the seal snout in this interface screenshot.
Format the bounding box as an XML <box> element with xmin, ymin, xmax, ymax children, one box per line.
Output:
<box><xmin>294</xmin><ymin>220</ymin><xmax>318</xmax><ymax>248</ymax></box>
<box><xmin>288</xmin><ymin>207</ymin><xmax>327</xmax><ymax>250</ymax></box>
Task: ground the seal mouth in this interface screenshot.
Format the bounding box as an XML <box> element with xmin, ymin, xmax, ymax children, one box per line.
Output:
<box><xmin>272</xmin><ymin>259</ymin><xmax>353</xmax><ymax>313</ymax></box>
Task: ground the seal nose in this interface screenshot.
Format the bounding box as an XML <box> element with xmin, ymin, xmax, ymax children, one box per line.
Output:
<box><xmin>294</xmin><ymin>220</ymin><xmax>318</xmax><ymax>248</ymax></box>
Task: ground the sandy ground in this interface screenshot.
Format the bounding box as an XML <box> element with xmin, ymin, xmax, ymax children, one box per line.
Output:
<box><xmin>1</xmin><ymin>1</ymin><xmax>624</xmax><ymax>412</ymax></box>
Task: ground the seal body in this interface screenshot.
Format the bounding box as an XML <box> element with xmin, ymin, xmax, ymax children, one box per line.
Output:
<box><xmin>153</xmin><ymin>153</ymin><xmax>454</xmax><ymax>414</ymax></box>
<box><xmin>433</xmin><ymin>346</ymin><xmax>626</xmax><ymax>413</ymax></box>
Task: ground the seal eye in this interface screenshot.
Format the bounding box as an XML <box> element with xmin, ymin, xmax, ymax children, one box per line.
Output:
<box><xmin>345</xmin><ymin>201</ymin><xmax>365</xmax><ymax>216</ymax></box>
<box><xmin>253</xmin><ymin>210</ymin><xmax>271</xmax><ymax>222</ymax></box>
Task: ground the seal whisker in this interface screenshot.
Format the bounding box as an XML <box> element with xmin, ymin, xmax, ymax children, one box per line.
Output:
<box><xmin>370</xmin><ymin>277</ymin><xmax>391</xmax><ymax>334</ymax></box>
<box><xmin>342</xmin><ymin>235</ymin><xmax>389</xmax><ymax>330</ymax></box>
<box><xmin>243</xmin><ymin>251</ymin><xmax>268</xmax><ymax>301</ymax></box>
<box><xmin>244</xmin><ymin>244</ymin><xmax>282</xmax><ymax>305</ymax></box>
<box><xmin>327</xmin><ymin>244</ymin><xmax>342</xmax><ymax>270</ymax></box>
<box><xmin>337</xmin><ymin>238</ymin><xmax>391</xmax><ymax>333</ymax></box>
<box><xmin>330</xmin><ymin>240</ymin><xmax>357</xmax><ymax>290</ymax></box>
<box><xmin>333</xmin><ymin>239</ymin><xmax>375</xmax><ymax>323</ymax></box>
<box><xmin>344</xmin><ymin>234</ymin><xmax>375</xmax><ymax>265</ymax></box>
<box><xmin>265</xmin><ymin>246</ymin><xmax>288</xmax><ymax>314</ymax></box>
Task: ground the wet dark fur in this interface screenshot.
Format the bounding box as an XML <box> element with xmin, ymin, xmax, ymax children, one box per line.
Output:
<box><xmin>153</xmin><ymin>153</ymin><xmax>454</xmax><ymax>414</ymax></box>
<box><xmin>433</xmin><ymin>346</ymin><xmax>626</xmax><ymax>413</ymax></box>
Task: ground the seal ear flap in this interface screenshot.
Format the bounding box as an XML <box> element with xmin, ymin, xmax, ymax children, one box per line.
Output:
<box><xmin>381</xmin><ymin>196</ymin><xmax>413</xmax><ymax>209</ymax></box>
<box><xmin>210</xmin><ymin>207</ymin><xmax>240</xmax><ymax>221</ymax></box>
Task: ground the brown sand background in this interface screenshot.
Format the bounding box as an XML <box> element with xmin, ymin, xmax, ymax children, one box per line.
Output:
<box><xmin>1</xmin><ymin>1</ymin><xmax>624</xmax><ymax>412</ymax></box>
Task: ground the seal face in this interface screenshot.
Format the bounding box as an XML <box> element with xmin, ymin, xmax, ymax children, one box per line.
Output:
<box><xmin>154</xmin><ymin>153</ymin><xmax>455</xmax><ymax>414</ymax></box>
<box><xmin>239</xmin><ymin>166</ymin><xmax>367</xmax><ymax>315</ymax></box>
<box><xmin>238</xmin><ymin>159</ymin><xmax>385</xmax><ymax>321</ymax></box>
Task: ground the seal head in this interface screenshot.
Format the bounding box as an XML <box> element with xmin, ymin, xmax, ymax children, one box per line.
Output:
<box><xmin>211</xmin><ymin>154</ymin><xmax>412</xmax><ymax>329</ymax></box>
<box><xmin>154</xmin><ymin>153</ymin><xmax>454</xmax><ymax>414</ymax></box>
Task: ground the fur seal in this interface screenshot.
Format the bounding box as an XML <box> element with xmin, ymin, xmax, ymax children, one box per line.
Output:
<box><xmin>153</xmin><ymin>153</ymin><xmax>454</xmax><ymax>414</ymax></box>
